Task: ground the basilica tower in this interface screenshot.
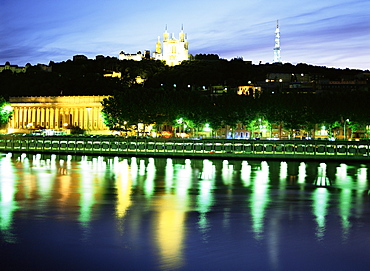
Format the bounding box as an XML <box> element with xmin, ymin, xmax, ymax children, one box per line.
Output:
<box><xmin>273</xmin><ymin>20</ymin><xmax>282</xmax><ymax>63</ymax></box>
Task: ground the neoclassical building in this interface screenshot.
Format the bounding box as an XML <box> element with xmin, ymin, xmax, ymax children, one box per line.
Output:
<box><xmin>7</xmin><ymin>96</ymin><xmax>110</xmax><ymax>134</ymax></box>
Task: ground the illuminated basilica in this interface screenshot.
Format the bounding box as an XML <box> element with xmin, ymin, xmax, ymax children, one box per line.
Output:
<box><xmin>153</xmin><ymin>26</ymin><xmax>189</xmax><ymax>66</ymax></box>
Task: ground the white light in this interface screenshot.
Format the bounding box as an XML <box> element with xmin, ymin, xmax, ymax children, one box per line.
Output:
<box><xmin>2</xmin><ymin>105</ymin><xmax>12</xmax><ymax>112</ymax></box>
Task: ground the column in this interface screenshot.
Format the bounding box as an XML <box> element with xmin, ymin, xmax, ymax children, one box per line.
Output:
<box><xmin>32</xmin><ymin>107</ymin><xmax>36</xmax><ymax>128</ymax></box>
<box><xmin>11</xmin><ymin>107</ymin><xmax>18</xmax><ymax>128</ymax></box>
<box><xmin>40</xmin><ymin>108</ymin><xmax>45</xmax><ymax>128</ymax></box>
<box><xmin>55</xmin><ymin>108</ymin><xmax>59</xmax><ymax>129</ymax></box>
<box><xmin>84</xmin><ymin>108</ymin><xmax>89</xmax><ymax>130</ymax></box>
<box><xmin>49</xmin><ymin>108</ymin><xmax>54</xmax><ymax>129</ymax></box>
<box><xmin>37</xmin><ymin>107</ymin><xmax>41</xmax><ymax>127</ymax></box>
<box><xmin>23</xmin><ymin>107</ymin><xmax>28</xmax><ymax>128</ymax></box>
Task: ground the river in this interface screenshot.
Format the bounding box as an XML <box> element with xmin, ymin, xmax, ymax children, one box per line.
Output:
<box><xmin>1</xmin><ymin>152</ymin><xmax>370</xmax><ymax>270</ymax></box>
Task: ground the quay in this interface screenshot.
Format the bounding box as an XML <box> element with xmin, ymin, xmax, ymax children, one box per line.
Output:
<box><xmin>1</xmin><ymin>135</ymin><xmax>370</xmax><ymax>161</ymax></box>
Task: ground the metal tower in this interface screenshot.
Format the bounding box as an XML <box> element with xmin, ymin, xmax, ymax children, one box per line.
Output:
<box><xmin>273</xmin><ymin>20</ymin><xmax>282</xmax><ymax>63</ymax></box>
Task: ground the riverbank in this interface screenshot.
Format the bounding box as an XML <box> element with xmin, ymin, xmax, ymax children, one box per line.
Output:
<box><xmin>1</xmin><ymin>135</ymin><xmax>370</xmax><ymax>161</ymax></box>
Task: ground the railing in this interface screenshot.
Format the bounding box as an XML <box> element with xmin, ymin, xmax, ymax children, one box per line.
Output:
<box><xmin>1</xmin><ymin>135</ymin><xmax>369</xmax><ymax>161</ymax></box>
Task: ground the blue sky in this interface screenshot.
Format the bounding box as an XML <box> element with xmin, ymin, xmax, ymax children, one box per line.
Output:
<box><xmin>1</xmin><ymin>0</ymin><xmax>369</xmax><ymax>70</ymax></box>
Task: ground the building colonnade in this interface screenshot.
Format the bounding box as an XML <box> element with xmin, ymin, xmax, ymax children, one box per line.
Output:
<box><xmin>7</xmin><ymin>96</ymin><xmax>110</xmax><ymax>134</ymax></box>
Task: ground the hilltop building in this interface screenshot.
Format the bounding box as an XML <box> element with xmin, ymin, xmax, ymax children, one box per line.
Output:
<box><xmin>118</xmin><ymin>50</ymin><xmax>150</xmax><ymax>61</ymax></box>
<box><xmin>0</xmin><ymin>62</ymin><xmax>27</xmax><ymax>73</ymax></box>
<box><xmin>153</xmin><ymin>26</ymin><xmax>189</xmax><ymax>66</ymax></box>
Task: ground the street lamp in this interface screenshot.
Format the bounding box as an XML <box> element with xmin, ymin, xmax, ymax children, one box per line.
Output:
<box><xmin>343</xmin><ymin>119</ymin><xmax>349</xmax><ymax>140</ymax></box>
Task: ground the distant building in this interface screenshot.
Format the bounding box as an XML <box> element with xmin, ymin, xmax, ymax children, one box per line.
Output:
<box><xmin>37</xmin><ymin>64</ymin><xmax>52</xmax><ymax>72</ymax></box>
<box><xmin>119</xmin><ymin>51</ymin><xmax>138</xmax><ymax>61</ymax></box>
<box><xmin>0</xmin><ymin>62</ymin><xmax>27</xmax><ymax>73</ymax></box>
<box><xmin>153</xmin><ymin>26</ymin><xmax>189</xmax><ymax>66</ymax></box>
<box><xmin>73</xmin><ymin>55</ymin><xmax>88</xmax><ymax>61</ymax></box>
<box><xmin>238</xmin><ymin>86</ymin><xmax>262</xmax><ymax>97</ymax></box>
<box><xmin>319</xmin><ymin>80</ymin><xmax>368</xmax><ymax>92</ymax></box>
<box><xmin>103</xmin><ymin>71</ymin><xmax>122</xmax><ymax>79</ymax></box>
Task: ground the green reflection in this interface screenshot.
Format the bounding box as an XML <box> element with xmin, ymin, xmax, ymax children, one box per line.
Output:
<box><xmin>250</xmin><ymin>161</ymin><xmax>270</xmax><ymax>240</ymax></box>
<box><xmin>196</xmin><ymin>161</ymin><xmax>215</xmax><ymax>240</ymax></box>
<box><xmin>222</xmin><ymin>160</ymin><xmax>233</xmax><ymax>186</ymax></box>
<box><xmin>241</xmin><ymin>161</ymin><xmax>251</xmax><ymax>187</ymax></box>
<box><xmin>0</xmin><ymin>154</ymin><xmax>18</xmax><ymax>243</ymax></box>
<box><xmin>312</xmin><ymin>187</ymin><xmax>330</xmax><ymax>240</ymax></box>
<box><xmin>336</xmin><ymin>163</ymin><xmax>353</xmax><ymax>187</ymax></box>
<box><xmin>165</xmin><ymin>158</ymin><xmax>174</xmax><ymax>194</ymax></box>
<box><xmin>355</xmin><ymin>167</ymin><xmax>367</xmax><ymax>217</ymax></box>
<box><xmin>130</xmin><ymin>157</ymin><xmax>138</xmax><ymax>186</ymax></box>
<box><xmin>339</xmin><ymin>188</ymin><xmax>351</xmax><ymax>241</ymax></box>
<box><xmin>174</xmin><ymin>159</ymin><xmax>192</xmax><ymax>196</ymax></box>
<box><xmin>199</xmin><ymin>159</ymin><xmax>215</xmax><ymax>180</ymax></box>
<box><xmin>298</xmin><ymin>162</ymin><xmax>306</xmax><ymax>184</ymax></box>
<box><xmin>78</xmin><ymin>157</ymin><xmax>97</xmax><ymax>231</ymax></box>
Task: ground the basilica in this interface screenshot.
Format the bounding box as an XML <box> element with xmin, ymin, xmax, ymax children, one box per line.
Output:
<box><xmin>119</xmin><ymin>27</ymin><xmax>189</xmax><ymax>66</ymax></box>
<box><xmin>152</xmin><ymin>26</ymin><xmax>189</xmax><ymax>66</ymax></box>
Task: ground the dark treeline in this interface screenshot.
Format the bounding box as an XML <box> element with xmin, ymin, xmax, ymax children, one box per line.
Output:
<box><xmin>102</xmin><ymin>87</ymin><xmax>370</xmax><ymax>136</ymax></box>
<box><xmin>0</xmin><ymin>56</ymin><xmax>367</xmax><ymax>98</ymax></box>
<box><xmin>1</xmin><ymin>56</ymin><xmax>369</xmax><ymax>135</ymax></box>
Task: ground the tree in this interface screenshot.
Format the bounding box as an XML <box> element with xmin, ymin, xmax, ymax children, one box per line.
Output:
<box><xmin>0</xmin><ymin>97</ymin><xmax>13</xmax><ymax>128</ymax></box>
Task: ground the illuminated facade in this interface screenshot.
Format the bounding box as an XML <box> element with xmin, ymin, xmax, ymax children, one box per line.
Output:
<box><xmin>153</xmin><ymin>26</ymin><xmax>189</xmax><ymax>66</ymax></box>
<box><xmin>237</xmin><ymin>86</ymin><xmax>262</xmax><ymax>97</ymax></box>
<box><xmin>118</xmin><ymin>50</ymin><xmax>150</xmax><ymax>61</ymax></box>
<box><xmin>0</xmin><ymin>62</ymin><xmax>27</xmax><ymax>73</ymax></box>
<box><xmin>7</xmin><ymin>96</ymin><xmax>110</xmax><ymax>134</ymax></box>
<box><xmin>273</xmin><ymin>20</ymin><xmax>282</xmax><ymax>63</ymax></box>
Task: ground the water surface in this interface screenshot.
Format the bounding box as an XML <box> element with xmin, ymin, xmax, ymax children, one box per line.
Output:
<box><xmin>1</xmin><ymin>153</ymin><xmax>370</xmax><ymax>270</ymax></box>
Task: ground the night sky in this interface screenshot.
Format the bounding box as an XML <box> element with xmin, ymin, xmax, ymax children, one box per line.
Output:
<box><xmin>1</xmin><ymin>0</ymin><xmax>369</xmax><ymax>70</ymax></box>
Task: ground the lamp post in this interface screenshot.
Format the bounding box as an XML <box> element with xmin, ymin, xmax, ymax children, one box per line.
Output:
<box><xmin>343</xmin><ymin>119</ymin><xmax>349</xmax><ymax>140</ymax></box>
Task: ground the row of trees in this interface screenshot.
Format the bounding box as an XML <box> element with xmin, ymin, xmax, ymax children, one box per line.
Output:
<box><xmin>101</xmin><ymin>87</ymin><xmax>370</xmax><ymax>138</ymax></box>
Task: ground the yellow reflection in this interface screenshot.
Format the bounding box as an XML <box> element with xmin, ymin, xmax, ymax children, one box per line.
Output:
<box><xmin>312</xmin><ymin>188</ymin><xmax>330</xmax><ymax>240</ymax></box>
<box><xmin>155</xmin><ymin>196</ymin><xmax>186</xmax><ymax>270</ymax></box>
<box><xmin>144</xmin><ymin>158</ymin><xmax>156</xmax><ymax>198</ymax></box>
<box><xmin>58</xmin><ymin>175</ymin><xmax>72</xmax><ymax>206</ymax></box>
<box><xmin>115</xmin><ymin>159</ymin><xmax>133</xmax><ymax>235</ymax></box>
<box><xmin>155</xmin><ymin>159</ymin><xmax>191</xmax><ymax>270</ymax></box>
<box><xmin>250</xmin><ymin>161</ymin><xmax>270</xmax><ymax>240</ymax></box>
<box><xmin>0</xmin><ymin>154</ymin><xmax>18</xmax><ymax>243</ymax></box>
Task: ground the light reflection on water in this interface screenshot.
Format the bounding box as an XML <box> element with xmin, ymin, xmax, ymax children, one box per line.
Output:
<box><xmin>1</xmin><ymin>152</ymin><xmax>370</xmax><ymax>270</ymax></box>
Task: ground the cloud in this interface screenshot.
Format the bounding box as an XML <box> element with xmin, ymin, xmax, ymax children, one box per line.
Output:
<box><xmin>1</xmin><ymin>0</ymin><xmax>369</xmax><ymax>69</ymax></box>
